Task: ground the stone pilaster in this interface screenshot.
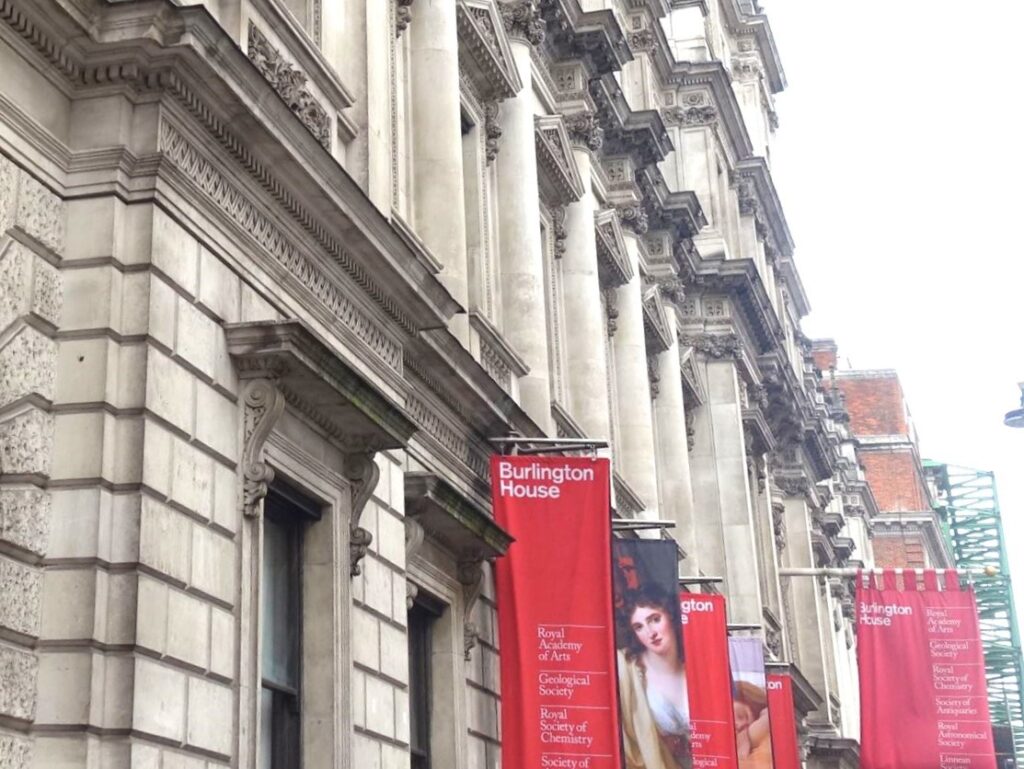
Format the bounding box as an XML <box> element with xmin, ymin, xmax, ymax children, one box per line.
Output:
<box><xmin>652</xmin><ymin>312</ymin><xmax>697</xmax><ymax>569</ymax></box>
<box><xmin>561</xmin><ymin>145</ymin><xmax>611</xmax><ymax>441</ymax></box>
<box><xmin>495</xmin><ymin>6</ymin><xmax>552</xmax><ymax>432</ymax></box>
<box><xmin>686</xmin><ymin>346</ymin><xmax>763</xmax><ymax>623</ymax></box>
<box><xmin>409</xmin><ymin>0</ymin><xmax>471</xmax><ymax>342</ymax></box>
<box><xmin>612</xmin><ymin>233</ymin><xmax>659</xmax><ymax>516</ymax></box>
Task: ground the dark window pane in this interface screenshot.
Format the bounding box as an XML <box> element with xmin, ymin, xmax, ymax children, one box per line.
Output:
<box><xmin>262</xmin><ymin>513</ymin><xmax>300</xmax><ymax>690</ymax></box>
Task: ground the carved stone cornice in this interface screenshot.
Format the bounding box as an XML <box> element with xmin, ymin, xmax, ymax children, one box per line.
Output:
<box><xmin>635</xmin><ymin>165</ymin><xmax>706</xmax><ymax>242</ymax></box>
<box><xmin>458</xmin><ymin>0</ymin><xmax>523</xmax><ymax>101</ymax></box>
<box><xmin>662</xmin><ymin>63</ymin><xmax>754</xmax><ymax>161</ymax></box>
<box><xmin>594</xmin><ymin>208</ymin><xmax>633</xmax><ymax>288</ymax></box>
<box><xmin>538</xmin><ymin>0</ymin><xmax>632</xmax><ymax>77</ymax></box>
<box><xmin>396</xmin><ymin>0</ymin><xmax>414</xmax><ymax>36</ymax></box>
<box><xmin>247</xmin><ymin>22</ymin><xmax>331</xmax><ymax>149</ymax></box>
<box><xmin>405</xmin><ymin>472</ymin><xmax>513</xmax><ymax>559</ymax></box>
<box><xmin>679</xmin><ymin>332</ymin><xmax>740</xmax><ymax>360</ymax></box>
<box><xmin>499</xmin><ymin>0</ymin><xmax>546</xmax><ymax>45</ymax></box>
<box><xmin>662</xmin><ymin>103</ymin><xmax>717</xmax><ymax>127</ymax></box>
<box><xmin>591</xmin><ymin>75</ymin><xmax>673</xmax><ymax>168</ymax></box>
<box><xmin>563</xmin><ymin>110</ymin><xmax>604</xmax><ymax>151</ymax></box>
<box><xmin>535</xmin><ymin>115</ymin><xmax>585</xmax><ymax>206</ymax></box>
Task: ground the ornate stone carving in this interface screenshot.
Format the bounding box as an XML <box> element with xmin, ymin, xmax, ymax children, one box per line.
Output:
<box><xmin>647</xmin><ymin>355</ymin><xmax>661</xmax><ymax>400</ymax></box>
<box><xmin>0</xmin><ymin>643</ymin><xmax>37</xmax><ymax>721</ymax></box>
<box><xmin>396</xmin><ymin>0</ymin><xmax>414</xmax><ymax>37</ymax></box>
<box><xmin>551</xmin><ymin>205</ymin><xmax>567</xmax><ymax>258</ymax></box>
<box><xmin>404</xmin><ymin>387</ymin><xmax>490</xmax><ymax>481</ymax></box>
<box><xmin>656</xmin><ymin>276</ymin><xmax>685</xmax><ymax>304</ymax></box>
<box><xmin>765</xmin><ymin>624</ymin><xmax>783</xmax><ymax>658</ymax></box>
<box><xmin>343</xmin><ymin>453</ymin><xmax>380</xmax><ymax>577</ymax></box>
<box><xmin>499</xmin><ymin>0</ymin><xmax>545</xmax><ymax>45</ymax></box>
<box><xmin>458</xmin><ymin>552</ymin><xmax>485</xmax><ymax>659</ymax></box>
<box><xmin>404</xmin><ymin>516</ymin><xmax>425</xmax><ymax>609</ymax></box>
<box><xmin>776</xmin><ymin>475</ymin><xmax>811</xmax><ymax>499</ymax></box>
<box><xmin>563</xmin><ymin>110</ymin><xmax>603</xmax><ymax>152</ymax></box>
<box><xmin>603</xmin><ymin>288</ymin><xmax>619</xmax><ymax>337</ymax></box>
<box><xmin>247</xmin><ymin>23</ymin><xmax>331</xmax><ymax>149</ymax></box>
<box><xmin>684</xmin><ymin>407</ymin><xmax>696</xmax><ymax>451</ymax></box>
<box><xmin>616</xmin><ymin>204</ymin><xmax>648</xmax><ymax>235</ymax></box>
<box><xmin>0</xmin><ymin>489</ymin><xmax>50</xmax><ymax>557</ymax></box>
<box><xmin>0</xmin><ymin>408</ymin><xmax>53</xmax><ymax>478</ymax></box>
<box><xmin>159</xmin><ymin>122</ymin><xmax>408</xmax><ymax>365</ymax></box>
<box><xmin>679</xmin><ymin>333</ymin><xmax>739</xmax><ymax>360</ymax></box>
<box><xmin>484</xmin><ymin>101</ymin><xmax>503</xmax><ymax>164</ymax></box>
<box><xmin>241</xmin><ymin>378</ymin><xmax>286</xmax><ymax>519</ymax></box>
<box><xmin>628</xmin><ymin>28</ymin><xmax>656</xmax><ymax>54</ymax></box>
<box><xmin>663</xmin><ymin>105</ymin><xmax>717</xmax><ymax>127</ymax></box>
<box><xmin>736</xmin><ymin>176</ymin><xmax>759</xmax><ymax>217</ymax></box>
<box><xmin>0</xmin><ymin>558</ymin><xmax>40</xmax><ymax>637</ymax></box>
<box><xmin>771</xmin><ymin>500</ymin><xmax>787</xmax><ymax>551</ymax></box>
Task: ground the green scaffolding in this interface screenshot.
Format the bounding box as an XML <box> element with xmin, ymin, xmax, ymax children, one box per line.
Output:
<box><xmin>926</xmin><ymin>461</ymin><xmax>1024</xmax><ymax>759</ymax></box>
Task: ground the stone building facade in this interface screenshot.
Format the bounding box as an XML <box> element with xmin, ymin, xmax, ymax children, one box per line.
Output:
<box><xmin>0</xmin><ymin>0</ymin><xmax>868</xmax><ymax>767</ymax></box>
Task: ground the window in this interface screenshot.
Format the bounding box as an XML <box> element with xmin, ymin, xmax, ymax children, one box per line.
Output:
<box><xmin>261</xmin><ymin>484</ymin><xmax>320</xmax><ymax>769</ymax></box>
<box><xmin>408</xmin><ymin>594</ymin><xmax>444</xmax><ymax>769</ymax></box>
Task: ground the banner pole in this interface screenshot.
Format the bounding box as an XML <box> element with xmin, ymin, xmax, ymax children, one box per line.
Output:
<box><xmin>778</xmin><ymin>566</ymin><xmax>999</xmax><ymax>578</ymax></box>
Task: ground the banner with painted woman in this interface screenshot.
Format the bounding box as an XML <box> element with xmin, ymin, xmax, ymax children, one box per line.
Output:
<box><xmin>613</xmin><ymin>539</ymin><xmax>692</xmax><ymax>769</ymax></box>
<box><xmin>727</xmin><ymin>636</ymin><xmax>775</xmax><ymax>769</ymax></box>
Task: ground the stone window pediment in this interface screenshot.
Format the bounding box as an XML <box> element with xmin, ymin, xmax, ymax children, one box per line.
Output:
<box><xmin>405</xmin><ymin>472</ymin><xmax>513</xmax><ymax>560</ymax></box>
<box><xmin>534</xmin><ymin>115</ymin><xmax>584</xmax><ymax>207</ymax></box>
<box><xmin>225</xmin><ymin>319</ymin><xmax>416</xmax><ymax>454</ymax></box>
<box><xmin>593</xmin><ymin>208</ymin><xmax>633</xmax><ymax>288</ymax></box>
<box><xmin>641</xmin><ymin>285</ymin><xmax>672</xmax><ymax>353</ymax></box>
<box><xmin>458</xmin><ymin>0</ymin><xmax>523</xmax><ymax>101</ymax></box>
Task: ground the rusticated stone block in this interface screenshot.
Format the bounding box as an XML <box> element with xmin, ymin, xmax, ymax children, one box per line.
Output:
<box><xmin>0</xmin><ymin>644</ymin><xmax>38</xmax><ymax>721</ymax></box>
<box><xmin>0</xmin><ymin>733</ymin><xmax>32</xmax><ymax>769</ymax></box>
<box><xmin>0</xmin><ymin>156</ymin><xmax>66</xmax><ymax>256</ymax></box>
<box><xmin>0</xmin><ymin>556</ymin><xmax>41</xmax><ymax>637</ymax></box>
<box><xmin>0</xmin><ymin>242</ymin><xmax>59</xmax><ymax>332</ymax></box>
<box><xmin>0</xmin><ymin>407</ymin><xmax>53</xmax><ymax>478</ymax></box>
<box><xmin>0</xmin><ymin>488</ymin><xmax>50</xmax><ymax>557</ymax></box>
<box><xmin>0</xmin><ymin>327</ymin><xmax>56</xmax><ymax>406</ymax></box>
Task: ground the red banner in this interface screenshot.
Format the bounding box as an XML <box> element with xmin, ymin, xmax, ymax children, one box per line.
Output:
<box><xmin>681</xmin><ymin>593</ymin><xmax>739</xmax><ymax>769</ymax></box>
<box><xmin>765</xmin><ymin>674</ymin><xmax>799</xmax><ymax>769</ymax></box>
<box><xmin>857</xmin><ymin>569</ymin><xmax>997</xmax><ymax>769</ymax></box>
<box><xmin>493</xmin><ymin>456</ymin><xmax>622</xmax><ymax>769</ymax></box>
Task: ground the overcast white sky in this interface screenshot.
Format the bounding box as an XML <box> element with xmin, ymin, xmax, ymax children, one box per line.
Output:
<box><xmin>766</xmin><ymin>1</ymin><xmax>1024</xmax><ymax>617</ymax></box>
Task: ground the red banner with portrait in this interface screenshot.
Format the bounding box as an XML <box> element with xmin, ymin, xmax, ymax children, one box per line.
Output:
<box><xmin>681</xmin><ymin>593</ymin><xmax>739</xmax><ymax>769</ymax></box>
<box><xmin>765</xmin><ymin>674</ymin><xmax>800</xmax><ymax>769</ymax></box>
<box><xmin>493</xmin><ymin>456</ymin><xmax>622</xmax><ymax>769</ymax></box>
<box><xmin>857</xmin><ymin>569</ymin><xmax>996</xmax><ymax>769</ymax></box>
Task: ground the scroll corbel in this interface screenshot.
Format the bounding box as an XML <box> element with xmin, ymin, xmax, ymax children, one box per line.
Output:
<box><xmin>404</xmin><ymin>516</ymin><xmax>426</xmax><ymax>609</ymax></box>
<box><xmin>241</xmin><ymin>378</ymin><xmax>286</xmax><ymax>518</ymax></box>
<box><xmin>344</xmin><ymin>452</ymin><xmax>380</xmax><ymax>577</ymax></box>
<box><xmin>458</xmin><ymin>550</ymin><xmax>486</xmax><ymax>660</ymax></box>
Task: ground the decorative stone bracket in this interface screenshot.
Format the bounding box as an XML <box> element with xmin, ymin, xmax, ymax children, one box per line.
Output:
<box><xmin>227</xmin><ymin>320</ymin><xmax>417</xmax><ymax>577</ymax></box>
<box><xmin>594</xmin><ymin>208</ymin><xmax>633</xmax><ymax>289</ymax></box>
<box><xmin>405</xmin><ymin>472</ymin><xmax>513</xmax><ymax>659</ymax></box>
<box><xmin>535</xmin><ymin>115</ymin><xmax>585</xmax><ymax>208</ymax></box>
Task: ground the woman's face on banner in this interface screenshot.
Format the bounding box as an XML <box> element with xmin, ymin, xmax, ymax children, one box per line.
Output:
<box><xmin>630</xmin><ymin>604</ymin><xmax>675</xmax><ymax>657</ymax></box>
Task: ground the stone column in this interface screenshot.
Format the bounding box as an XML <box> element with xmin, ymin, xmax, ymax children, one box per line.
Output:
<box><xmin>409</xmin><ymin>0</ymin><xmax>470</xmax><ymax>342</ymax></box>
<box><xmin>687</xmin><ymin>353</ymin><xmax>764</xmax><ymax>623</ymax></box>
<box><xmin>612</xmin><ymin>231</ymin><xmax>659</xmax><ymax>516</ymax></box>
<box><xmin>652</xmin><ymin>311</ymin><xmax>697</xmax><ymax>569</ymax></box>
<box><xmin>561</xmin><ymin>135</ymin><xmax>611</xmax><ymax>441</ymax></box>
<box><xmin>495</xmin><ymin>5</ymin><xmax>552</xmax><ymax>433</ymax></box>
<box><xmin>782</xmin><ymin>489</ymin><xmax>832</xmax><ymax>724</ymax></box>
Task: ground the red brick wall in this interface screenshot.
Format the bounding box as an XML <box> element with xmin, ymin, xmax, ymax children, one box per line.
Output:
<box><xmin>812</xmin><ymin>348</ymin><xmax>836</xmax><ymax>373</ymax></box>
<box><xmin>872</xmin><ymin>534</ymin><xmax>929</xmax><ymax>569</ymax></box>
<box><xmin>836</xmin><ymin>376</ymin><xmax>907</xmax><ymax>436</ymax></box>
<box><xmin>861</xmin><ymin>451</ymin><xmax>929</xmax><ymax>512</ymax></box>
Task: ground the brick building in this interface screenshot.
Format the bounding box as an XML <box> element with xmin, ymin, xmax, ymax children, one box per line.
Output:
<box><xmin>812</xmin><ymin>340</ymin><xmax>953</xmax><ymax>570</ymax></box>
